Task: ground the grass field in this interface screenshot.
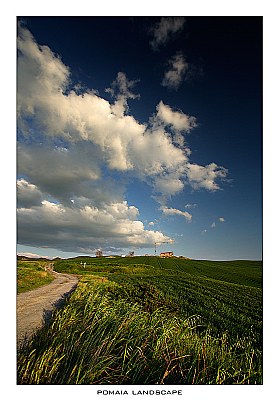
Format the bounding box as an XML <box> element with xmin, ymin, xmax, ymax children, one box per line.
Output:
<box><xmin>17</xmin><ymin>260</ymin><xmax>54</xmax><ymax>293</ymax></box>
<box><xmin>17</xmin><ymin>256</ymin><xmax>262</xmax><ymax>384</ymax></box>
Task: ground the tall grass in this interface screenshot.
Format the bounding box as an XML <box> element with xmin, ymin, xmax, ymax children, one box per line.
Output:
<box><xmin>17</xmin><ymin>279</ymin><xmax>262</xmax><ymax>384</ymax></box>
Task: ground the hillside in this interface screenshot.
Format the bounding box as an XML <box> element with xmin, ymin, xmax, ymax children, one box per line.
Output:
<box><xmin>17</xmin><ymin>257</ymin><xmax>262</xmax><ymax>384</ymax></box>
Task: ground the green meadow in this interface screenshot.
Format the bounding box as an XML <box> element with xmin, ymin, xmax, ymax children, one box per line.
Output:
<box><xmin>17</xmin><ymin>256</ymin><xmax>262</xmax><ymax>384</ymax></box>
<box><xmin>17</xmin><ymin>260</ymin><xmax>54</xmax><ymax>294</ymax></box>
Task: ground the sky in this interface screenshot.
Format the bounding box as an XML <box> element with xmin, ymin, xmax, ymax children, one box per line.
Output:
<box><xmin>16</xmin><ymin>16</ymin><xmax>262</xmax><ymax>260</ymax></box>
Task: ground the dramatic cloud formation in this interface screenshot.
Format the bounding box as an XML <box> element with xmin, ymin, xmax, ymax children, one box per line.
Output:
<box><xmin>17</xmin><ymin>24</ymin><xmax>228</xmax><ymax>253</ymax></box>
<box><xmin>162</xmin><ymin>53</ymin><xmax>189</xmax><ymax>90</ymax></box>
<box><xmin>150</xmin><ymin>17</ymin><xmax>186</xmax><ymax>50</ymax></box>
<box><xmin>17</xmin><ymin>25</ymin><xmax>191</xmax><ymax>193</ymax></box>
<box><xmin>17</xmin><ymin>185</ymin><xmax>171</xmax><ymax>253</ymax></box>
<box><xmin>17</xmin><ymin>179</ymin><xmax>44</xmax><ymax>208</ymax></box>
<box><xmin>160</xmin><ymin>206</ymin><xmax>192</xmax><ymax>222</ymax></box>
<box><xmin>17</xmin><ymin>143</ymin><xmax>117</xmax><ymax>207</ymax></box>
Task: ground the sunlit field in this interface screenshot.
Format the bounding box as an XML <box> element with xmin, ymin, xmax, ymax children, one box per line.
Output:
<box><xmin>17</xmin><ymin>256</ymin><xmax>262</xmax><ymax>384</ymax></box>
<box><xmin>17</xmin><ymin>260</ymin><xmax>54</xmax><ymax>294</ymax></box>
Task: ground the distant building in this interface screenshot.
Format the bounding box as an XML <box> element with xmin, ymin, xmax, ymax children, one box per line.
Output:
<box><xmin>160</xmin><ymin>251</ymin><xmax>174</xmax><ymax>258</ymax></box>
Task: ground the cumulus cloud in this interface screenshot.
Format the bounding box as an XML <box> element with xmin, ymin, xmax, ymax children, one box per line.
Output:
<box><xmin>17</xmin><ymin>194</ymin><xmax>171</xmax><ymax>253</ymax></box>
<box><xmin>162</xmin><ymin>53</ymin><xmax>189</xmax><ymax>90</ymax></box>
<box><xmin>105</xmin><ymin>72</ymin><xmax>140</xmax><ymax>117</ymax></box>
<box><xmin>152</xmin><ymin>101</ymin><xmax>197</xmax><ymax>151</ymax></box>
<box><xmin>17</xmin><ymin>24</ymin><xmax>192</xmax><ymax>195</ymax></box>
<box><xmin>155</xmin><ymin>101</ymin><xmax>197</xmax><ymax>133</ymax></box>
<box><xmin>211</xmin><ymin>222</ymin><xmax>216</xmax><ymax>228</ymax></box>
<box><xmin>17</xmin><ymin>25</ymin><xmax>226</xmax><ymax>198</ymax></box>
<box><xmin>17</xmin><ymin>179</ymin><xmax>43</xmax><ymax>208</ymax></box>
<box><xmin>106</xmin><ymin>71</ymin><xmax>139</xmax><ymax>101</ymax></box>
<box><xmin>17</xmin><ymin>24</ymin><xmax>228</xmax><ymax>254</ymax></box>
<box><xmin>219</xmin><ymin>217</ymin><xmax>225</xmax><ymax>222</ymax></box>
<box><xmin>17</xmin><ymin>142</ymin><xmax>119</xmax><ymax>206</ymax></box>
<box><xmin>154</xmin><ymin>176</ymin><xmax>185</xmax><ymax>196</ymax></box>
<box><xmin>186</xmin><ymin>163</ymin><xmax>228</xmax><ymax>191</ymax></box>
<box><xmin>150</xmin><ymin>17</ymin><xmax>185</xmax><ymax>50</ymax></box>
<box><xmin>160</xmin><ymin>206</ymin><xmax>192</xmax><ymax>222</ymax></box>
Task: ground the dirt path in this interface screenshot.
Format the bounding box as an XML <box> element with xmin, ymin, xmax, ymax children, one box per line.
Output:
<box><xmin>17</xmin><ymin>266</ymin><xmax>78</xmax><ymax>348</ymax></box>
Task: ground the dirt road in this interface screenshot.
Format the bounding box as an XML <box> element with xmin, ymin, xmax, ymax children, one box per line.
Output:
<box><xmin>17</xmin><ymin>269</ymin><xmax>78</xmax><ymax>348</ymax></box>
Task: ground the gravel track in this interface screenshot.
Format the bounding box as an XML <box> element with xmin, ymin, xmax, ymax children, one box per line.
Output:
<box><xmin>17</xmin><ymin>268</ymin><xmax>78</xmax><ymax>348</ymax></box>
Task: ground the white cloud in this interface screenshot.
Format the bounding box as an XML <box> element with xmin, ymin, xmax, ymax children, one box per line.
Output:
<box><xmin>154</xmin><ymin>175</ymin><xmax>185</xmax><ymax>196</ymax></box>
<box><xmin>17</xmin><ymin>192</ymin><xmax>171</xmax><ymax>253</ymax></box>
<box><xmin>16</xmin><ymin>25</ymin><xmax>229</xmax><ymax>254</ymax></box>
<box><xmin>106</xmin><ymin>71</ymin><xmax>139</xmax><ymax>101</ymax></box>
<box><xmin>150</xmin><ymin>17</ymin><xmax>185</xmax><ymax>50</ymax></box>
<box><xmin>160</xmin><ymin>206</ymin><xmax>192</xmax><ymax>222</ymax></box>
<box><xmin>151</xmin><ymin>101</ymin><xmax>197</xmax><ymax>153</ymax></box>
<box><xmin>17</xmin><ymin>25</ymin><xmax>191</xmax><ymax>193</ymax></box>
<box><xmin>201</xmin><ymin>229</ymin><xmax>207</xmax><ymax>235</ymax></box>
<box><xmin>211</xmin><ymin>222</ymin><xmax>216</xmax><ymax>228</ymax></box>
<box><xmin>219</xmin><ymin>217</ymin><xmax>225</xmax><ymax>222</ymax></box>
<box><xmin>17</xmin><ymin>25</ymin><xmax>70</xmax><ymax>95</ymax></box>
<box><xmin>17</xmin><ymin>25</ymin><xmax>227</xmax><ymax>199</ymax></box>
<box><xmin>186</xmin><ymin>163</ymin><xmax>228</xmax><ymax>191</ymax></box>
<box><xmin>105</xmin><ymin>72</ymin><xmax>140</xmax><ymax>118</ymax></box>
<box><xmin>155</xmin><ymin>101</ymin><xmax>197</xmax><ymax>133</ymax></box>
<box><xmin>185</xmin><ymin>203</ymin><xmax>197</xmax><ymax>209</ymax></box>
<box><xmin>162</xmin><ymin>53</ymin><xmax>188</xmax><ymax>90</ymax></box>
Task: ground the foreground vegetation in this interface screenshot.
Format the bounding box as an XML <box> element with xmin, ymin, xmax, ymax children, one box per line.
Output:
<box><xmin>17</xmin><ymin>260</ymin><xmax>54</xmax><ymax>293</ymax></box>
<box><xmin>17</xmin><ymin>257</ymin><xmax>262</xmax><ymax>384</ymax></box>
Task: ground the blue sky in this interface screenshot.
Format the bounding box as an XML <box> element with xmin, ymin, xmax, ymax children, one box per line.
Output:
<box><xmin>16</xmin><ymin>16</ymin><xmax>262</xmax><ymax>260</ymax></box>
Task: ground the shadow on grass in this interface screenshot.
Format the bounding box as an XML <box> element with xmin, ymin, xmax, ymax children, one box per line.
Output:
<box><xmin>17</xmin><ymin>283</ymin><xmax>78</xmax><ymax>353</ymax></box>
<box><xmin>42</xmin><ymin>283</ymin><xmax>78</xmax><ymax>325</ymax></box>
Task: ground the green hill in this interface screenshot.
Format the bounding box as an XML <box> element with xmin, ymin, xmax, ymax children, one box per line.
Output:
<box><xmin>18</xmin><ymin>256</ymin><xmax>262</xmax><ymax>384</ymax></box>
